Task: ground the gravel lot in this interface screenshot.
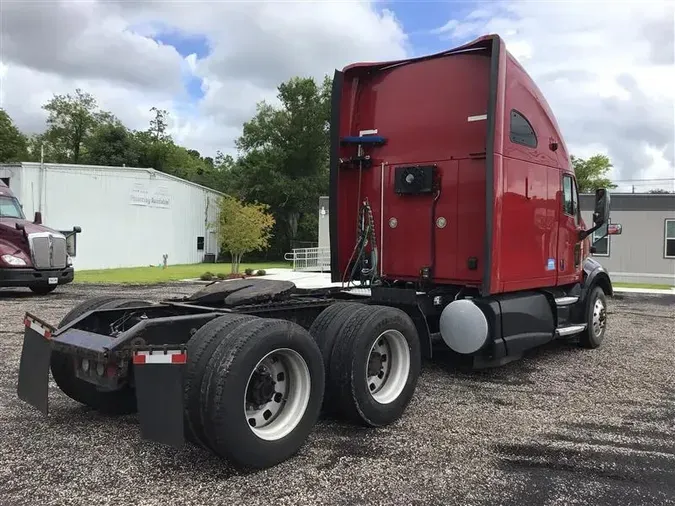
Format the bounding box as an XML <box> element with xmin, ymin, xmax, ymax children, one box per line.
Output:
<box><xmin>1</xmin><ymin>283</ymin><xmax>674</xmax><ymax>506</ymax></box>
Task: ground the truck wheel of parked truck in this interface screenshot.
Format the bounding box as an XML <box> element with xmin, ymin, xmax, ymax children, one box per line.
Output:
<box><xmin>15</xmin><ymin>34</ymin><xmax>624</xmax><ymax>471</ymax></box>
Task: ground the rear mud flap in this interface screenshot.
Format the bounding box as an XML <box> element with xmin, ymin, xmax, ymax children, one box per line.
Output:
<box><xmin>132</xmin><ymin>348</ymin><xmax>187</xmax><ymax>448</ymax></box>
<box><xmin>17</xmin><ymin>314</ymin><xmax>55</xmax><ymax>416</ymax></box>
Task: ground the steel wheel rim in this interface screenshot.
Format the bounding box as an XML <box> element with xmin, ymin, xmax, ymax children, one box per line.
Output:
<box><xmin>592</xmin><ymin>297</ymin><xmax>606</xmax><ymax>337</ymax></box>
<box><xmin>365</xmin><ymin>330</ymin><xmax>410</xmax><ymax>405</ymax></box>
<box><xmin>244</xmin><ymin>348</ymin><xmax>311</xmax><ymax>441</ymax></box>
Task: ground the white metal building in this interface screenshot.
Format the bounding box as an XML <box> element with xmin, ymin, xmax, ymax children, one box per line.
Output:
<box><xmin>0</xmin><ymin>162</ymin><xmax>223</xmax><ymax>270</ymax></box>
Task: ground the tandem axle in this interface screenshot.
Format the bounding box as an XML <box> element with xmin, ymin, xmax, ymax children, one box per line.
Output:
<box><xmin>16</xmin><ymin>270</ymin><xmax>611</xmax><ymax>470</ymax></box>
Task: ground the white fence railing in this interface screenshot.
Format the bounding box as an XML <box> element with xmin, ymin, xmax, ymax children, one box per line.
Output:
<box><xmin>284</xmin><ymin>247</ymin><xmax>331</xmax><ymax>272</ymax></box>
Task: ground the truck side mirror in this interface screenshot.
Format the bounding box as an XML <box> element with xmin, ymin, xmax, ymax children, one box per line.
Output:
<box><xmin>73</xmin><ymin>226</ymin><xmax>82</xmax><ymax>233</ymax></box>
<box><xmin>592</xmin><ymin>188</ymin><xmax>610</xmax><ymax>226</ymax></box>
<box><xmin>33</xmin><ymin>211</ymin><xmax>42</xmax><ymax>225</ymax></box>
<box><xmin>579</xmin><ymin>188</ymin><xmax>612</xmax><ymax>241</ymax></box>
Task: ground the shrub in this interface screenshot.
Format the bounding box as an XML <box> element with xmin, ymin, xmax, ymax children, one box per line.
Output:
<box><xmin>244</xmin><ymin>268</ymin><xmax>255</xmax><ymax>276</ymax></box>
<box><xmin>200</xmin><ymin>272</ymin><xmax>214</xmax><ymax>281</ymax></box>
<box><xmin>216</xmin><ymin>273</ymin><xmax>227</xmax><ymax>280</ymax></box>
<box><xmin>256</xmin><ymin>269</ymin><xmax>266</xmax><ymax>276</ymax></box>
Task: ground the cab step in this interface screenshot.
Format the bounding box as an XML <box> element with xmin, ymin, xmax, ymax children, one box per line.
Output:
<box><xmin>555</xmin><ymin>324</ymin><xmax>587</xmax><ymax>337</ymax></box>
<box><xmin>555</xmin><ymin>296</ymin><xmax>579</xmax><ymax>306</ymax></box>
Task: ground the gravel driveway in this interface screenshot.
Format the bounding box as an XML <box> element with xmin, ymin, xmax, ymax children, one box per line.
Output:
<box><xmin>1</xmin><ymin>284</ymin><xmax>673</xmax><ymax>506</ymax></box>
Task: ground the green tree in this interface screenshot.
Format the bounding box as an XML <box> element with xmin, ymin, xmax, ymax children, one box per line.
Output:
<box><xmin>648</xmin><ymin>188</ymin><xmax>673</xmax><ymax>194</ymax></box>
<box><xmin>84</xmin><ymin>120</ymin><xmax>141</xmax><ymax>167</ymax></box>
<box><xmin>570</xmin><ymin>154</ymin><xmax>618</xmax><ymax>193</ymax></box>
<box><xmin>215</xmin><ymin>195</ymin><xmax>275</xmax><ymax>273</ymax></box>
<box><xmin>0</xmin><ymin>109</ymin><xmax>28</xmax><ymax>162</ymax></box>
<box><xmin>42</xmin><ymin>88</ymin><xmax>110</xmax><ymax>163</ymax></box>
<box><xmin>228</xmin><ymin>75</ymin><xmax>332</xmax><ymax>257</ymax></box>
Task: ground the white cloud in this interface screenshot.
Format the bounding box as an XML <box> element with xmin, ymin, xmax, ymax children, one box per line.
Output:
<box><xmin>1</xmin><ymin>0</ymin><xmax>672</xmax><ymax>193</ymax></box>
<box><xmin>433</xmin><ymin>0</ymin><xmax>675</xmax><ymax>191</ymax></box>
<box><xmin>0</xmin><ymin>0</ymin><xmax>408</xmax><ymax>159</ymax></box>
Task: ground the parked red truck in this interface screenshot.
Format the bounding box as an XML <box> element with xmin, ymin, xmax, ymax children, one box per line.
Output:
<box><xmin>0</xmin><ymin>179</ymin><xmax>80</xmax><ymax>294</ymax></box>
<box><xmin>16</xmin><ymin>34</ymin><xmax>622</xmax><ymax>470</ymax></box>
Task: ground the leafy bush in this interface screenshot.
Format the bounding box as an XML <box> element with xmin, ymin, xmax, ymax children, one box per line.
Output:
<box><xmin>256</xmin><ymin>269</ymin><xmax>266</xmax><ymax>276</ymax></box>
<box><xmin>216</xmin><ymin>272</ymin><xmax>227</xmax><ymax>279</ymax></box>
<box><xmin>200</xmin><ymin>272</ymin><xmax>214</xmax><ymax>281</ymax></box>
<box><xmin>244</xmin><ymin>268</ymin><xmax>255</xmax><ymax>276</ymax></box>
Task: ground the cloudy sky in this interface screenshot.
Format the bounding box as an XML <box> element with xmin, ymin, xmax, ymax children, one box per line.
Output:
<box><xmin>1</xmin><ymin>0</ymin><xmax>673</xmax><ymax>191</ymax></box>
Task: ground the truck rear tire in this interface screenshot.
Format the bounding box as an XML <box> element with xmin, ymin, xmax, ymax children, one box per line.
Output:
<box><xmin>329</xmin><ymin>305</ymin><xmax>421</xmax><ymax>427</ymax></box>
<box><xmin>183</xmin><ymin>313</ymin><xmax>257</xmax><ymax>449</ymax></box>
<box><xmin>309</xmin><ymin>301</ymin><xmax>366</xmax><ymax>412</ymax></box>
<box><xmin>50</xmin><ymin>297</ymin><xmax>151</xmax><ymax>414</ymax></box>
<box><xmin>201</xmin><ymin>318</ymin><xmax>325</xmax><ymax>470</ymax></box>
<box><xmin>579</xmin><ymin>285</ymin><xmax>608</xmax><ymax>349</ymax></box>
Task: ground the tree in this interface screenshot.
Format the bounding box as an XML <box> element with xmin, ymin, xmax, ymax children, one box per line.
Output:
<box><xmin>84</xmin><ymin>120</ymin><xmax>141</xmax><ymax>167</ymax></box>
<box><xmin>42</xmin><ymin>88</ymin><xmax>109</xmax><ymax>163</ymax></box>
<box><xmin>228</xmin><ymin>75</ymin><xmax>332</xmax><ymax>257</ymax></box>
<box><xmin>648</xmin><ymin>189</ymin><xmax>673</xmax><ymax>194</ymax></box>
<box><xmin>0</xmin><ymin>109</ymin><xmax>28</xmax><ymax>162</ymax></box>
<box><xmin>570</xmin><ymin>154</ymin><xmax>617</xmax><ymax>193</ymax></box>
<box><xmin>215</xmin><ymin>195</ymin><xmax>275</xmax><ymax>273</ymax></box>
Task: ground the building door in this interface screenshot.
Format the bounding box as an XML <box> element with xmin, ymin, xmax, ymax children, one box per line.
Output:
<box><xmin>207</xmin><ymin>231</ymin><xmax>218</xmax><ymax>255</ymax></box>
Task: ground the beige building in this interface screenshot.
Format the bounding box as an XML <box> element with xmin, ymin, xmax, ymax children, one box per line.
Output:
<box><xmin>580</xmin><ymin>193</ymin><xmax>675</xmax><ymax>287</ymax></box>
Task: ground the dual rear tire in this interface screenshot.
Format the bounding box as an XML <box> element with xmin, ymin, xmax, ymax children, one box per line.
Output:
<box><xmin>309</xmin><ymin>302</ymin><xmax>422</xmax><ymax>427</ymax></box>
<box><xmin>183</xmin><ymin>314</ymin><xmax>325</xmax><ymax>469</ymax></box>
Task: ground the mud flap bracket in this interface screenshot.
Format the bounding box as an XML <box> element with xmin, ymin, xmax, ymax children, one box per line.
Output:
<box><xmin>132</xmin><ymin>347</ymin><xmax>187</xmax><ymax>448</ymax></box>
<box><xmin>17</xmin><ymin>313</ymin><xmax>56</xmax><ymax>416</ymax></box>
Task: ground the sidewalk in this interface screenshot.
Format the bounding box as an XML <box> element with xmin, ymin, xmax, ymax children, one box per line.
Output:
<box><xmin>613</xmin><ymin>286</ymin><xmax>675</xmax><ymax>295</ymax></box>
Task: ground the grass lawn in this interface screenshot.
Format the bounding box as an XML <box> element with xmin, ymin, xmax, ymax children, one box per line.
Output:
<box><xmin>73</xmin><ymin>262</ymin><xmax>290</xmax><ymax>284</ymax></box>
<box><xmin>613</xmin><ymin>281</ymin><xmax>673</xmax><ymax>290</ymax></box>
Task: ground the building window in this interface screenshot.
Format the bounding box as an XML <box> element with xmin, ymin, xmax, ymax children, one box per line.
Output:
<box><xmin>510</xmin><ymin>110</ymin><xmax>537</xmax><ymax>148</ymax></box>
<box><xmin>197</xmin><ymin>236</ymin><xmax>205</xmax><ymax>251</ymax></box>
<box><xmin>665</xmin><ymin>220</ymin><xmax>675</xmax><ymax>259</ymax></box>
<box><xmin>592</xmin><ymin>220</ymin><xmax>610</xmax><ymax>257</ymax></box>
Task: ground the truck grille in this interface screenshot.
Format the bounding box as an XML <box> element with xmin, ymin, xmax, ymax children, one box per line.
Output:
<box><xmin>28</xmin><ymin>233</ymin><xmax>68</xmax><ymax>269</ymax></box>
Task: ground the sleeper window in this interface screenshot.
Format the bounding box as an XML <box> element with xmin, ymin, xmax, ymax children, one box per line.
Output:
<box><xmin>510</xmin><ymin>110</ymin><xmax>537</xmax><ymax>148</ymax></box>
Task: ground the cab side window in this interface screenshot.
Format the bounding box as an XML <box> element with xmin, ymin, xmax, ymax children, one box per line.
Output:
<box><xmin>510</xmin><ymin>110</ymin><xmax>537</xmax><ymax>148</ymax></box>
<box><xmin>562</xmin><ymin>174</ymin><xmax>581</xmax><ymax>224</ymax></box>
<box><xmin>562</xmin><ymin>175</ymin><xmax>574</xmax><ymax>216</ymax></box>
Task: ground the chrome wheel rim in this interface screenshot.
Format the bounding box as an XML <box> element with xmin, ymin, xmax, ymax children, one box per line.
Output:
<box><xmin>365</xmin><ymin>330</ymin><xmax>410</xmax><ymax>405</ymax></box>
<box><xmin>592</xmin><ymin>297</ymin><xmax>606</xmax><ymax>337</ymax></box>
<box><xmin>244</xmin><ymin>348</ymin><xmax>311</xmax><ymax>441</ymax></box>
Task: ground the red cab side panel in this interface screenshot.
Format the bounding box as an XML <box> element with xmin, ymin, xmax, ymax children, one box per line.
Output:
<box><xmin>489</xmin><ymin>51</ymin><xmax>569</xmax><ymax>293</ymax></box>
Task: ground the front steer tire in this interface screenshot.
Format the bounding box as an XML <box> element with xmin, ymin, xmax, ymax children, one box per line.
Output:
<box><xmin>579</xmin><ymin>285</ymin><xmax>608</xmax><ymax>349</ymax></box>
<box><xmin>200</xmin><ymin>317</ymin><xmax>325</xmax><ymax>470</ymax></box>
<box><xmin>50</xmin><ymin>297</ymin><xmax>151</xmax><ymax>415</ymax></box>
<box><xmin>329</xmin><ymin>304</ymin><xmax>421</xmax><ymax>427</ymax></box>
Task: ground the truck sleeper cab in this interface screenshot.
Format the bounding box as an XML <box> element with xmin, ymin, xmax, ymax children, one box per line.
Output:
<box><xmin>0</xmin><ymin>180</ymin><xmax>81</xmax><ymax>294</ymax></box>
<box><xmin>15</xmin><ymin>34</ymin><xmax>621</xmax><ymax>471</ymax></box>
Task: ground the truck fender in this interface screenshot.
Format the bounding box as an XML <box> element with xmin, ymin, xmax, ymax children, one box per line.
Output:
<box><xmin>575</xmin><ymin>257</ymin><xmax>614</xmax><ymax>325</ymax></box>
<box><xmin>581</xmin><ymin>257</ymin><xmax>613</xmax><ymax>300</ymax></box>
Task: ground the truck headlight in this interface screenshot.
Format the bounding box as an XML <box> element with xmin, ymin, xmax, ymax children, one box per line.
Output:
<box><xmin>1</xmin><ymin>254</ymin><xmax>27</xmax><ymax>266</ymax></box>
<box><xmin>66</xmin><ymin>255</ymin><xmax>73</xmax><ymax>266</ymax></box>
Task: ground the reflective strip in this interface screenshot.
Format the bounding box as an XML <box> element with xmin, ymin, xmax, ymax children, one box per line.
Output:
<box><xmin>133</xmin><ymin>350</ymin><xmax>187</xmax><ymax>365</ymax></box>
<box><xmin>468</xmin><ymin>114</ymin><xmax>487</xmax><ymax>122</ymax></box>
<box><xmin>24</xmin><ymin>317</ymin><xmax>52</xmax><ymax>339</ymax></box>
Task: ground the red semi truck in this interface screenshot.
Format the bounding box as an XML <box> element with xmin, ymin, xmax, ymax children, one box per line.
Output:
<box><xmin>0</xmin><ymin>179</ymin><xmax>81</xmax><ymax>294</ymax></box>
<box><xmin>16</xmin><ymin>34</ymin><xmax>621</xmax><ymax>469</ymax></box>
